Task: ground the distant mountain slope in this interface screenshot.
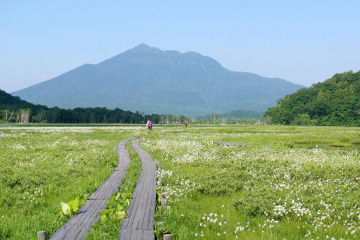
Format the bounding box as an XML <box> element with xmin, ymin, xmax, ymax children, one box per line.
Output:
<box><xmin>264</xmin><ymin>71</ymin><xmax>360</xmax><ymax>126</ymax></box>
<box><xmin>13</xmin><ymin>44</ymin><xmax>305</xmax><ymax>116</ymax></box>
<box><xmin>199</xmin><ymin>109</ymin><xmax>264</xmax><ymax>120</ymax></box>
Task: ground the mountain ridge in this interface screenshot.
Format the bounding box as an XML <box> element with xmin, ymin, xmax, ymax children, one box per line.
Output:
<box><xmin>12</xmin><ymin>44</ymin><xmax>305</xmax><ymax>116</ymax></box>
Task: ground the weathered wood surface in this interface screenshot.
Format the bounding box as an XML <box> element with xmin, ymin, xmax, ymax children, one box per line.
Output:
<box><xmin>51</xmin><ymin>138</ymin><xmax>133</xmax><ymax>240</ymax></box>
<box><xmin>37</xmin><ymin>231</ymin><xmax>47</xmax><ymax>240</ymax></box>
<box><xmin>213</xmin><ymin>142</ymin><xmax>252</xmax><ymax>147</ymax></box>
<box><xmin>119</xmin><ymin>139</ymin><xmax>157</xmax><ymax>240</ymax></box>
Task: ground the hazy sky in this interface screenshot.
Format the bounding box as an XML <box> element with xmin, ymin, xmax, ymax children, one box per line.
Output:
<box><xmin>1</xmin><ymin>0</ymin><xmax>360</xmax><ymax>93</ymax></box>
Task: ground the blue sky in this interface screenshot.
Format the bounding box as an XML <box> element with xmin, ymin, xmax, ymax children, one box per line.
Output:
<box><xmin>1</xmin><ymin>0</ymin><xmax>360</xmax><ymax>92</ymax></box>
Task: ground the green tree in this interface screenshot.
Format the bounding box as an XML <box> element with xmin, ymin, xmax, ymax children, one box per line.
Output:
<box><xmin>211</xmin><ymin>113</ymin><xmax>217</xmax><ymax>124</ymax></box>
<box><xmin>265</xmin><ymin>71</ymin><xmax>360</xmax><ymax>126</ymax></box>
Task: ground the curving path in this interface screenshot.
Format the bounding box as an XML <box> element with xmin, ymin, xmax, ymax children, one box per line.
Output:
<box><xmin>51</xmin><ymin>138</ymin><xmax>133</xmax><ymax>240</ymax></box>
<box><xmin>118</xmin><ymin>139</ymin><xmax>157</xmax><ymax>240</ymax></box>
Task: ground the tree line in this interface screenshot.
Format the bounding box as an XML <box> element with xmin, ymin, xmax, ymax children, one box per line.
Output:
<box><xmin>0</xmin><ymin>105</ymin><xmax>165</xmax><ymax>124</ymax></box>
<box><xmin>264</xmin><ymin>71</ymin><xmax>360</xmax><ymax>126</ymax></box>
<box><xmin>2</xmin><ymin>89</ymin><xmax>261</xmax><ymax>125</ymax></box>
<box><xmin>0</xmin><ymin>89</ymin><xmax>182</xmax><ymax>124</ymax></box>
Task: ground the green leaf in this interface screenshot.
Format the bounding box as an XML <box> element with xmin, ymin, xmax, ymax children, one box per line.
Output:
<box><xmin>116</xmin><ymin>210</ymin><xmax>126</xmax><ymax>220</ymax></box>
<box><xmin>61</xmin><ymin>202</ymin><xmax>71</xmax><ymax>217</ymax></box>
<box><xmin>59</xmin><ymin>210</ymin><xmax>65</xmax><ymax>217</ymax></box>
<box><xmin>117</xmin><ymin>204</ymin><xmax>124</xmax><ymax>212</ymax></box>
<box><xmin>69</xmin><ymin>198</ymin><xmax>80</xmax><ymax>214</ymax></box>
<box><xmin>115</xmin><ymin>192</ymin><xmax>122</xmax><ymax>200</ymax></box>
<box><xmin>99</xmin><ymin>214</ymin><xmax>107</xmax><ymax>223</ymax></box>
<box><xmin>122</xmin><ymin>193</ymin><xmax>132</xmax><ymax>206</ymax></box>
<box><xmin>77</xmin><ymin>194</ymin><xmax>87</xmax><ymax>204</ymax></box>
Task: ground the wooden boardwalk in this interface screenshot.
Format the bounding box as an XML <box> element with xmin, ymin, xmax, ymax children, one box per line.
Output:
<box><xmin>118</xmin><ymin>139</ymin><xmax>157</xmax><ymax>240</ymax></box>
<box><xmin>51</xmin><ymin>138</ymin><xmax>133</xmax><ymax>240</ymax></box>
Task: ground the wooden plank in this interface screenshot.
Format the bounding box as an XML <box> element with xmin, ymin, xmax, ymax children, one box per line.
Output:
<box><xmin>50</xmin><ymin>138</ymin><xmax>133</xmax><ymax>240</ymax></box>
<box><xmin>118</xmin><ymin>229</ymin><xmax>131</xmax><ymax>240</ymax></box>
<box><xmin>118</xmin><ymin>230</ymin><xmax>155</xmax><ymax>240</ymax></box>
<box><xmin>119</xmin><ymin>139</ymin><xmax>156</xmax><ymax>240</ymax></box>
<box><xmin>143</xmin><ymin>230</ymin><xmax>156</xmax><ymax>240</ymax></box>
<box><xmin>131</xmin><ymin>230</ymin><xmax>142</xmax><ymax>239</ymax></box>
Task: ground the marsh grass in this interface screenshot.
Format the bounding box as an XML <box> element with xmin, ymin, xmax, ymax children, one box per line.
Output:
<box><xmin>1</xmin><ymin>125</ymin><xmax>360</xmax><ymax>239</ymax></box>
<box><xmin>144</xmin><ymin>125</ymin><xmax>360</xmax><ymax>239</ymax></box>
<box><xmin>0</xmin><ymin>126</ymin><xmax>138</xmax><ymax>239</ymax></box>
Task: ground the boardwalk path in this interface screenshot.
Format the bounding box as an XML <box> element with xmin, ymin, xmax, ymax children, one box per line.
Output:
<box><xmin>51</xmin><ymin>138</ymin><xmax>133</xmax><ymax>240</ymax></box>
<box><xmin>118</xmin><ymin>139</ymin><xmax>157</xmax><ymax>240</ymax></box>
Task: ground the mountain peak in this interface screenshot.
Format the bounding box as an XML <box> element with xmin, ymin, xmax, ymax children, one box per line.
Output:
<box><xmin>128</xmin><ymin>44</ymin><xmax>162</xmax><ymax>54</ymax></box>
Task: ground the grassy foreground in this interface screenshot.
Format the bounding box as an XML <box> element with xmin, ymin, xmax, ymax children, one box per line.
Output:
<box><xmin>1</xmin><ymin>124</ymin><xmax>360</xmax><ymax>239</ymax></box>
<box><xmin>142</xmin><ymin>125</ymin><xmax>360</xmax><ymax>239</ymax></box>
<box><xmin>0</xmin><ymin>126</ymin><xmax>142</xmax><ymax>239</ymax></box>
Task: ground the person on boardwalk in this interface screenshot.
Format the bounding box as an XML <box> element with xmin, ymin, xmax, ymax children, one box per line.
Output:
<box><xmin>185</xmin><ymin>121</ymin><xmax>188</xmax><ymax>127</ymax></box>
<box><xmin>147</xmin><ymin>120</ymin><xmax>151</xmax><ymax>130</ymax></box>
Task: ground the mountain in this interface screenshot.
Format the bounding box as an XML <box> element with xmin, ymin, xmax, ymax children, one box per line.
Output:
<box><xmin>264</xmin><ymin>71</ymin><xmax>360</xmax><ymax>126</ymax></box>
<box><xmin>199</xmin><ymin>109</ymin><xmax>264</xmax><ymax>121</ymax></box>
<box><xmin>12</xmin><ymin>44</ymin><xmax>305</xmax><ymax>116</ymax></box>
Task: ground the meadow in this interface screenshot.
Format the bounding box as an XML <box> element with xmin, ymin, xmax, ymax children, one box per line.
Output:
<box><xmin>1</xmin><ymin>124</ymin><xmax>360</xmax><ymax>239</ymax></box>
<box><xmin>142</xmin><ymin>125</ymin><xmax>360</xmax><ymax>239</ymax></box>
<box><xmin>0</xmin><ymin>126</ymin><xmax>142</xmax><ymax>239</ymax></box>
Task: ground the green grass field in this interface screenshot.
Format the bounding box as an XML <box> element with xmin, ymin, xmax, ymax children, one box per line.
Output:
<box><xmin>0</xmin><ymin>126</ymin><xmax>142</xmax><ymax>239</ymax></box>
<box><xmin>1</xmin><ymin>124</ymin><xmax>360</xmax><ymax>239</ymax></box>
<box><xmin>143</xmin><ymin>125</ymin><xmax>360</xmax><ymax>239</ymax></box>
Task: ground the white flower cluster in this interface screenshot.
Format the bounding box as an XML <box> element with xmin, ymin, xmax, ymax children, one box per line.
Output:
<box><xmin>11</xmin><ymin>144</ymin><xmax>27</xmax><ymax>150</ymax></box>
<box><xmin>144</xmin><ymin>128</ymin><xmax>360</xmax><ymax>238</ymax></box>
<box><xmin>159</xmin><ymin>178</ymin><xmax>198</xmax><ymax>203</ymax></box>
<box><xmin>156</xmin><ymin>168</ymin><xmax>198</xmax><ymax>203</ymax></box>
<box><xmin>156</xmin><ymin>169</ymin><xmax>173</xmax><ymax>179</ymax></box>
<box><xmin>22</xmin><ymin>187</ymin><xmax>43</xmax><ymax>204</ymax></box>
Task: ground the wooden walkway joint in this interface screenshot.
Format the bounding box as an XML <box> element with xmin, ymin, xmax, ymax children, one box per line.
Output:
<box><xmin>118</xmin><ymin>139</ymin><xmax>157</xmax><ymax>240</ymax></box>
<box><xmin>50</xmin><ymin>138</ymin><xmax>133</xmax><ymax>240</ymax></box>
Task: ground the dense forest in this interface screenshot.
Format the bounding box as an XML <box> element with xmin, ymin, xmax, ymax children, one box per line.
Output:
<box><xmin>264</xmin><ymin>71</ymin><xmax>360</xmax><ymax>126</ymax></box>
<box><xmin>0</xmin><ymin>89</ymin><xmax>170</xmax><ymax>124</ymax></box>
